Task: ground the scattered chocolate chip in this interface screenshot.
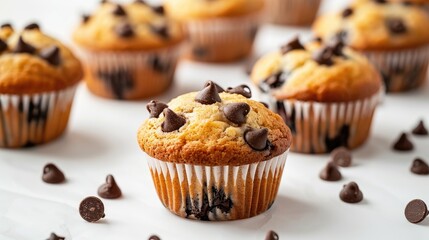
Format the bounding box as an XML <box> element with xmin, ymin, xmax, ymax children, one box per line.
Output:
<box><xmin>342</xmin><ymin>8</ymin><xmax>354</xmax><ymax>18</ymax></box>
<box><xmin>98</xmin><ymin>174</ymin><xmax>122</xmax><ymax>199</ymax></box>
<box><xmin>39</xmin><ymin>46</ymin><xmax>61</xmax><ymax>66</ymax></box>
<box><xmin>386</xmin><ymin>18</ymin><xmax>407</xmax><ymax>34</ymax></box>
<box><xmin>14</xmin><ymin>36</ymin><xmax>36</xmax><ymax>54</ymax></box>
<box><xmin>392</xmin><ymin>133</ymin><xmax>414</xmax><ymax>151</ymax></box>
<box><xmin>280</xmin><ymin>36</ymin><xmax>305</xmax><ymax>55</ymax></box>
<box><xmin>42</xmin><ymin>163</ymin><xmax>65</xmax><ymax>184</ymax></box>
<box><xmin>152</xmin><ymin>6</ymin><xmax>165</xmax><ymax>15</ymax></box>
<box><xmin>115</xmin><ymin>22</ymin><xmax>134</xmax><ymax>38</ymax></box>
<box><xmin>112</xmin><ymin>4</ymin><xmax>127</xmax><ymax>16</ymax></box>
<box><xmin>410</xmin><ymin>158</ymin><xmax>429</xmax><ymax>175</ymax></box>
<box><xmin>195</xmin><ymin>81</ymin><xmax>222</xmax><ymax>104</ymax></box>
<box><xmin>264</xmin><ymin>72</ymin><xmax>286</xmax><ymax>89</ymax></box>
<box><xmin>161</xmin><ymin>108</ymin><xmax>186</xmax><ymax>132</ymax></box>
<box><xmin>204</xmin><ymin>81</ymin><xmax>224</xmax><ymax>93</ymax></box>
<box><xmin>313</xmin><ymin>46</ymin><xmax>334</xmax><ymax>66</ymax></box>
<box><xmin>331</xmin><ymin>147</ymin><xmax>352</xmax><ymax>167</ymax></box>
<box><xmin>340</xmin><ymin>182</ymin><xmax>363</xmax><ymax>203</ymax></box>
<box><xmin>82</xmin><ymin>14</ymin><xmax>91</xmax><ymax>24</ymax></box>
<box><xmin>225</xmin><ymin>85</ymin><xmax>252</xmax><ymax>98</ymax></box>
<box><xmin>146</xmin><ymin>100</ymin><xmax>168</xmax><ymax>118</ymax></box>
<box><xmin>405</xmin><ymin>199</ymin><xmax>428</xmax><ymax>224</ymax></box>
<box><xmin>222</xmin><ymin>102</ymin><xmax>250</xmax><ymax>125</ymax></box>
<box><xmin>265</xmin><ymin>230</ymin><xmax>279</xmax><ymax>240</ymax></box>
<box><xmin>260</xmin><ymin>102</ymin><xmax>269</xmax><ymax>108</ymax></box>
<box><xmin>412</xmin><ymin>120</ymin><xmax>428</xmax><ymax>136</ymax></box>
<box><xmin>0</xmin><ymin>39</ymin><xmax>7</xmax><ymax>53</ymax></box>
<box><xmin>319</xmin><ymin>162</ymin><xmax>342</xmax><ymax>181</ymax></box>
<box><xmin>148</xmin><ymin>235</ymin><xmax>161</xmax><ymax>240</ymax></box>
<box><xmin>24</xmin><ymin>22</ymin><xmax>40</xmax><ymax>30</ymax></box>
<box><xmin>150</xmin><ymin>25</ymin><xmax>169</xmax><ymax>39</ymax></box>
<box><xmin>1</xmin><ymin>23</ymin><xmax>12</xmax><ymax>29</ymax></box>
<box><xmin>244</xmin><ymin>128</ymin><xmax>269</xmax><ymax>151</ymax></box>
<box><xmin>46</xmin><ymin>232</ymin><xmax>65</xmax><ymax>240</ymax></box>
<box><xmin>79</xmin><ymin>196</ymin><xmax>105</xmax><ymax>222</ymax></box>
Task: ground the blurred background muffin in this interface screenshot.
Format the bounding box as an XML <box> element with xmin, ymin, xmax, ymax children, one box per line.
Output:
<box><xmin>164</xmin><ymin>0</ymin><xmax>264</xmax><ymax>62</ymax></box>
<box><xmin>264</xmin><ymin>0</ymin><xmax>323</xmax><ymax>26</ymax></box>
<box><xmin>73</xmin><ymin>1</ymin><xmax>184</xmax><ymax>100</ymax></box>
<box><xmin>0</xmin><ymin>23</ymin><xmax>82</xmax><ymax>148</ymax></box>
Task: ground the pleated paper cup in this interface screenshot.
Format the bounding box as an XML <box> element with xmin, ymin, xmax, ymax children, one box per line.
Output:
<box><xmin>147</xmin><ymin>151</ymin><xmax>289</xmax><ymax>221</ymax></box>
<box><xmin>77</xmin><ymin>43</ymin><xmax>182</xmax><ymax>100</ymax></box>
<box><xmin>0</xmin><ymin>84</ymin><xmax>78</xmax><ymax>148</ymax></box>
<box><xmin>362</xmin><ymin>45</ymin><xmax>429</xmax><ymax>92</ymax></box>
<box><xmin>185</xmin><ymin>12</ymin><xmax>261</xmax><ymax>62</ymax></box>
<box><xmin>264</xmin><ymin>0</ymin><xmax>321</xmax><ymax>26</ymax></box>
<box><xmin>272</xmin><ymin>91</ymin><xmax>382</xmax><ymax>154</ymax></box>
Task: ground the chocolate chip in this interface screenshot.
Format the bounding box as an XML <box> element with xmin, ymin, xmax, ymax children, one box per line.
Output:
<box><xmin>244</xmin><ymin>128</ymin><xmax>269</xmax><ymax>151</ymax></box>
<box><xmin>148</xmin><ymin>235</ymin><xmax>161</xmax><ymax>240</ymax></box>
<box><xmin>82</xmin><ymin>14</ymin><xmax>91</xmax><ymax>24</ymax></box>
<box><xmin>386</xmin><ymin>18</ymin><xmax>407</xmax><ymax>34</ymax></box>
<box><xmin>374</xmin><ymin>0</ymin><xmax>387</xmax><ymax>3</ymax></box>
<box><xmin>14</xmin><ymin>36</ymin><xmax>36</xmax><ymax>54</ymax></box>
<box><xmin>150</xmin><ymin>25</ymin><xmax>169</xmax><ymax>39</ymax></box>
<box><xmin>195</xmin><ymin>81</ymin><xmax>222</xmax><ymax>104</ymax></box>
<box><xmin>392</xmin><ymin>133</ymin><xmax>413</xmax><ymax>151</ymax></box>
<box><xmin>42</xmin><ymin>163</ymin><xmax>65</xmax><ymax>184</ymax></box>
<box><xmin>161</xmin><ymin>108</ymin><xmax>186</xmax><ymax>132</ymax></box>
<box><xmin>24</xmin><ymin>22</ymin><xmax>40</xmax><ymax>30</ymax></box>
<box><xmin>79</xmin><ymin>196</ymin><xmax>105</xmax><ymax>222</ymax></box>
<box><xmin>135</xmin><ymin>0</ymin><xmax>147</xmax><ymax>4</ymax></box>
<box><xmin>313</xmin><ymin>36</ymin><xmax>322</xmax><ymax>42</ymax></box>
<box><xmin>1</xmin><ymin>23</ymin><xmax>12</xmax><ymax>29</ymax></box>
<box><xmin>146</xmin><ymin>100</ymin><xmax>168</xmax><ymax>118</ymax></box>
<box><xmin>265</xmin><ymin>230</ymin><xmax>279</xmax><ymax>240</ymax></box>
<box><xmin>329</xmin><ymin>35</ymin><xmax>345</xmax><ymax>56</ymax></box>
<box><xmin>115</xmin><ymin>22</ymin><xmax>134</xmax><ymax>38</ymax></box>
<box><xmin>46</xmin><ymin>233</ymin><xmax>65</xmax><ymax>240</ymax></box>
<box><xmin>100</xmin><ymin>0</ymin><xmax>108</xmax><ymax>3</ymax></box>
<box><xmin>331</xmin><ymin>147</ymin><xmax>352</xmax><ymax>167</ymax></box>
<box><xmin>222</xmin><ymin>102</ymin><xmax>250</xmax><ymax>125</ymax></box>
<box><xmin>260</xmin><ymin>102</ymin><xmax>269</xmax><ymax>108</ymax></box>
<box><xmin>225</xmin><ymin>85</ymin><xmax>252</xmax><ymax>98</ymax></box>
<box><xmin>313</xmin><ymin>46</ymin><xmax>334</xmax><ymax>66</ymax></box>
<box><xmin>412</xmin><ymin>120</ymin><xmax>428</xmax><ymax>136</ymax></box>
<box><xmin>404</xmin><ymin>199</ymin><xmax>428</xmax><ymax>224</ymax></box>
<box><xmin>280</xmin><ymin>36</ymin><xmax>305</xmax><ymax>55</ymax></box>
<box><xmin>319</xmin><ymin>162</ymin><xmax>342</xmax><ymax>181</ymax></box>
<box><xmin>204</xmin><ymin>81</ymin><xmax>224</xmax><ymax>93</ymax></box>
<box><xmin>410</xmin><ymin>158</ymin><xmax>429</xmax><ymax>175</ymax></box>
<box><xmin>342</xmin><ymin>8</ymin><xmax>353</xmax><ymax>18</ymax></box>
<box><xmin>340</xmin><ymin>182</ymin><xmax>363</xmax><ymax>203</ymax></box>
<box><xmin>39</xmin><ymin>46</ymin><xmax>61</xmax><ymax>66</ymax></box>
<box><xmin>0</xmin><ymin>39</ymin><xmax>7</xmax><ymax>53</ymax></box>
<box><xmin>98</xmin><ymin>174</ymin><xmax>122</xmax><ymax>199</ymax></box>
<box><xmin>264</xmin><ymin>72</ymin><xmax>286</xmax><ymax>89</ymax></box>
<box><xmin>112</xmin><ymin>4</ymin><xmax>127</xmax><ymax>16</ymax></box>
<box><xmin>152</xmin><ymin>6</ymin><xmax>165</xmax><ymax>15</ymax></box>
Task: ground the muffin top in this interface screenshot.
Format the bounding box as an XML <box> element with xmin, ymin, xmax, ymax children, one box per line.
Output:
<box><xmin>164</xmin><ymin>0</ymin><xmax>263</xmax><ymax>20</ymax></box>
<box><xmin>0</xmin><ymin>23</ymin><xmax>83</xmax><ymax>94</ymax></box>
<box><xmin>251</xmin><ymin>37</ymin><xmax>382</xmax><ymax>102</ymax></box>
<box><xmin>313</xmin><ymin>0</ymin><xmax>429</xmax><ymax>50</ymax></box>
<box><xmin>73</xmin><ymin>1</ymin><xmax>184</xmax><ymax>51</ymax></box>
<box><xmin>137</xmin><ymin>81</ymin><xmax>291</xmax><ymax>166</ymax></box>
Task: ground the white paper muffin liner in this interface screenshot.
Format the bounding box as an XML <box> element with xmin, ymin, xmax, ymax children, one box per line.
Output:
<box><xmin>147</xmin><ymin>151</ymin><xmax>288</xmax><ymax>221</ymax></box>
<box><xmin>77</xmin><ymin>44</ymin><xmax>182</xmax><ymax>100</ymax></box>
<box><xmin>362</xmin><ymin>45</ymin><xmax>429</xmax><ymax>92</ymax></box>
<box><xmin>264</xmin><ymin>0</ymin><xmax>321</xmax><ymax>26</ymax></box>
<box><xmin>186</xmin><ymin>12</ymin><xmax>261</xmax><ymax>62</ymax></box>
<box><xmin>0</xmin><ymin>85</ymin><xmax>77</xmax><ymax>148</ymax></box>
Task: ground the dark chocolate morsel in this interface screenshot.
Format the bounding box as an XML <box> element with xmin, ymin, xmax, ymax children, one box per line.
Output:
<box><xmin>0</xmin><ymin>39</ymin><xmax>7</xmax><ymax>53</ymax></box>
<box><xmin>386</xmin><ymin>18</ymin><xmax>407</xmax><ymax>34</ymax></box>
<box><xmin>39</xmin><ymin>46</ymin><xmax>61</xmax><ymax>66</ymax></box>
<box><xmin>46</xmin><ymin>233</ymin><xmax>65</xmax><ymax>240</ymax></box>
<box><xmin>392</xmin><ymin>133</ymin><xmax>413</xmax><ymax>151</ymax></box>
<box><xmin>112</xmin><ymin>4</ymin><xmax>127</xmax><ymax>16</ymax></box>
<box><xmin>195</xmin><ymin>81</ymin><xmax>222</xmax><ymax>104</ymax></box>
<box><xmin>374</xmin><ymin>0</ymin><xmax>387</xmax><ymax>3</ymax></box>
<box><xmin>342</xmin><ymin>8</ymin><xmax>353</xmax><ymax>18</ymax></box>
<box><xmin>82</xmin><ymin>14</ymin><xmax>91</xmax><ymax>24</ymax></box>
<box><xmin>329</xmin><ymin>34</ymin><xmax>345</xmax><ymax>56</ymax></box>
<box><xmin>265</xmin><ymin>230</ymin><xmax>279</xmax><ymax>240</ymax></box>
<box><xmin>204</xmin><ymin>81</ymin><xmax>224</xmax><ymax>93</ymax></box>
<box><xmin>404</xmin><ymin>199</ymin><xmax>428</xmax><ymax>224</ymax></box>
<box><xmin>412</xmin><ymin>120</ymin><xmax>428</xmax><ymax>136</ymax></box>
<box><xmin>410</xmin><ymin>158</ymin><xmax>429</xmax><ymax>175</ymax></box>
<box><xmin>260</xmin><ymin>102</ymin><xmax>269</xmax><ymax>108</ymax></box>
<box><xmin>24</xmin><ymin>22</ymin><xmax>40</xmax><ymax>30</ymax></box>
<box><xmin>135</xmin><ymin>0</ymin><xmax>147</xmax><ymax>4</ymax></box>
<box><xmin>161</xmin><ymin>108</ymin><xmax>186</xmax><ymax>132</ymax></box>
<box><xmin>264</xmin><ymin>72</ymin><xmax>286</xmax><ymax>89</ymax></box>
<box><xmin>148</xmin><ymin>235</ymin><xmax>161</xmax><ymax>240</ymax></box>
<box><xmin>146</xmin><ymin>100</ymin><xmax>168</xmax><ymax>118</ymax></box>
<box><xmin>313</xmin><ymin>36</ymin><xmax>322</xmax><ymax>42</ymax></box>
<box><xmin>115</xmin><ymin>22</ymin><xmax>134</xmax><ymax>38</ymax></box>
<box><xmin>225</xmin><ymin>85</ymin><xmax>252</xmax><ymax>98</ymax></box>
<box><xmin>150</xmin><ymin>25</ymin><xmax>169</xmax><ymax>39</ymax></box>
<box><xmin>98</xmin><ymin>174</ymin><xmax>122</xmax><ymax>199</ymax></box>
<box><xmin>319</xmin><ymin>162</ymin><xmax>342</xmax><ymax>181</ymax></box>
<box><xmin>280</xmin><ymin>36</ymin><xmax>305</xmax><ymax>55</ymax></box>
<box><xmin>331</xmin><ymin>146</ymin><xmax>352</xmax><ymax>167</ymax></box>
<box><xmin>79</xmin><ymin>196</ymin><xmax>105</xmax><ymax>223</ymax></box>
<box><xmin>14</xmin><ymin>36</ymin><xmax>36</xmax><ymax>54</ymax></box>
<box><xmin>313</xmin><ymin>46</ymin><xmax>334</xmax><ymax>66</ymax></box>
<box><xmin>340</xmin><ymin>182</ymin><xmax>363</xmax><ymax>203</ymax></box>
<box><xmin>42</xmin><ymin>163</ymin><xmax>65</xmax><ymax>184</ymax></box>
<box><xmin>222</xmin><ymin>102</ymin><xmax>250</xmax><ymax>125</ymax></box>
<box><xmin>152</xmin><ymin>6</ymin><xmax>165</xmax><ymax>15</ymax></box>
<box><xmin>244</xmin><ymin>128</ymin><xmax>269</xmax><ymax>151</ymax></box>
<box><xmin>1</xmin><ymin>23</ymin><xmax>12</xmax><ymax>29</ymax></box>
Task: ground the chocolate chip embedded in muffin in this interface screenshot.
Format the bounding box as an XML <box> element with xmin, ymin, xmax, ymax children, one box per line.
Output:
<box><xmin>24</xmin><ymin>22</ymin><xmax>40</xmax><ymax>30</ymax></box>
<box><xmin>14</xmin><ymin>36</ymin><xmax>36</xmax><ymax>54</ymax></box>
<box><xmin>161</xmin><ymin>108</ymin><xmax>186</xmax><ymax>132</ymax></box>
<box><xmin>115</xmin><ymin>22</ymin><xmax>134</xmax><ymax>38</ymax></box>
<box><xmin>152</xmin><ymin>5</ymin><xmax>165</xmax><ymax>15</ymax></box>
<box><xmin>135</xmin><ymin>0</ymin><xmax>147</xmax><ymax>4</ymax></box>
<box><xmin>340</xmin><ymin>182</ymin><xmax>363</xmax><ymax>203</ymax></box>
<box><xmin>412</xmin><ymin>120</ymin><xmax>428</xmax><ymax>136</ymax></box>
<box><xmin>98</xmin><ymin>174</ymin><xmax>122</xmax><ymax>199</ymax></box>
<box><xmin>46</xmin><ymin>232</ymin><xmax>65</xmax><ymax>240</ymax></box>
<box><xmin>244</xmin><ymin>128</ymin><xmax>270</xmax><ymax>151</ymax></box>
<box><xmin>386</xmin><ymin>18</ymin><xmax>407</xmax><ymax>34</ymax></box>
<box><xmin>222</xmin><ymin>102</ymin><xmax>250</xmax><ymax>125</ymax></box>
<box><xmin>319</xmin><ymin>162</ymin><xmax>342</xmax><ymax>181</ymax></box>
<box><xmin>410</xmin><ymin>158</ymin><xmax>429</xmax><ymax>175</ymax></box>
<box><xmin>392</xmin><ymin>132</ymin><xmax>414</xmax><ymax>151</ymax></box>
<box><xmin>39</xmin><ymin>46</ymin><xmax>61</xmax><ymax>66</ymax></box>
<box><xmin>265</xmin><ymin>230</ymin><xmax>279</xmax><ymax>240</ymax></box>
<box><xmin>150</xmin><ymin>24</ymin><xmax>169</xmax><ymax>39</ymax></box>
<box><xmin>146</xmin><ymin>100</ymin><xmax>168</xmax><ymax>118</ymax></box>
<box><xmin>82</xmin><ymin>14</ymin><xmax>91</xmax><ymax>24</ymax></box>
<box><xmin>404</xmin><ymin>199</ymin><xmax>428</xmax><ymax>224</ymax></box>
<box><xmin>112</xmin><ymin>4</ymin><xmax>127</xmax><ymax>16</ymax></box>
<box><xmin>0</xmin><ymin>39</ymin><xmax>7</xmax><ymax>53</ymax></box>
<box><xmin>42</xmin><ymin>163</ymin><xmax>66</xmax><ymax>184</ymax></box>
<box><xmin>313</xmin><ymin>46</ymin><xmax>334</xmax><ymax>66</ymax></box>
<box><xmin>195</xmin><ymin>81</ymin><xmax>222</xmax><ymax>104</ymax></box>
<box><xmin>225</xmin><ymin>85</ymin><xmax>252</xmax><ymax>98</ymax></box>
<box><xmin>79</xmin><ymin>196</ymin><xmax>105</xmax><ymax>222</ymax></box>
<box><xmin>204</xmin><ymin>81</ymin><xmax>224</xmax><ymax>93</ymax></box>
<box><xmin>280</xmin><ymin>37</ymin><xmax>305</xmax><ymax>55</ymax></box>
<box><xmin>374</xmin><ymin>0</ymin><xmax>387</xmax><ymax>3</ymax></box>
<box><xmin>342</xmin><ymin>8</ymin><xmax>354</xmax><ymax>18</ymax></box>
<box><xmin>264</xmin><ymin>72</ymin><xmax>286</xmax><ymax>89</ymax></box>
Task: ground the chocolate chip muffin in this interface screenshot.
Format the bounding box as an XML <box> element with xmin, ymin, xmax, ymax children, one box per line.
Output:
<box><xmin>251</xmin><ymin>37</ymin><xmax>382</xmax><ymax>153</ymax></box>
<box><xmin>73</xmin><ymin>1</ymin><xmax>184</xmax><ymax>100</ymax></box>
<box><xmin>164</xmin><ymin>0</ymin><xmax>263</xmax><ymax>62</ymax></box>
<box><xmin>0</xmin><ymin>23</ymin><xmax>83</xmax><ymax>148</ymax></box>
<box><xmin>137</xmin><ymin>81</ymin><xmax>292</xmax><ymax>220</ymax></box>
<box><xmin>264</xmin><ymin>0</ymin><xmax>322</xmax><ymax>26</ymax></box>
<box><xmin>313</xmin><ymin>0</ymin><xmax>429</xmax><ymax>92</ymax></box>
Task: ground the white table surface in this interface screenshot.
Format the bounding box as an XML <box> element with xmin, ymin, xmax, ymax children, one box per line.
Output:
<box><xmin>1</xmin><ymin>0</ymin><xmax>429</xmax><ymax>239</ymax></box>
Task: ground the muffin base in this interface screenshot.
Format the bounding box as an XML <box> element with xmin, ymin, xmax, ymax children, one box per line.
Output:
<box><xmin>0</xmin><ymin>85</ymin><xmax>77</xmax><ymax>148</ymax></box>
<box><xmin>147</xmin><ymin>152</ymin><xmax>288</xmax><ymax>221</ymax></box>
<box><xmin>264</xmin><ymin>0</ymin><xmax>321</xmax><ymax>26</ymax></box>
